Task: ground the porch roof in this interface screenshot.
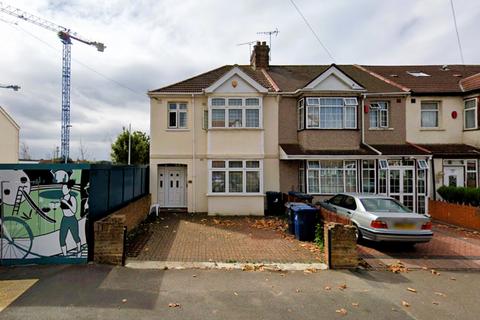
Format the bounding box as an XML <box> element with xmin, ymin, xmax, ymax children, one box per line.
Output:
<box><xmin>279</xmin><ymin>143</ymin><xmax>378</xmax><ymax>159</ymax></box>
<box><xmin>370</xmin><ymin>144</ymin><xmax>430</xmax><ymax>156</ymax></box>
<box><xmin>417</xmin><ymin>144</ymin><xmax>480</xmax><ymax>158</ymax></box>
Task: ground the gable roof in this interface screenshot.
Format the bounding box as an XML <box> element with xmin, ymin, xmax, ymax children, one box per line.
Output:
<box><xmin>0</xmin><ymin>106</ymin><xmax>20</xmax><ymax>130</ymax></box>
<box><xmin>150</xmin><ymin>64</ymin><xmax>480</xmax><ymax>95</ymax></box>
<box><xmin>302</xmin><ymin>64</ymin><xmax>365</xmax><ymax>91</ymax></box>
<box><xmin>149</xmin><ymin>65</ymin><xmax>274</xmax><ymax>94</ymax></box>
<box><xmin>204</xmin><ymin>66</ymin><xmax>268</xmax><ymax>93</ymax></box>
<box><xmin>363</xmin><ymin>65</ymin><xmax>480</xmax><ymax>94</ymax></box>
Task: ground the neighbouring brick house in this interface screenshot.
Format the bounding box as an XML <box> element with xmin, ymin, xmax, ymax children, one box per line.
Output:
<box><xmin>148</xmin><ymin>42</ymin><xmax>480</xmax><ymax>215</ymax></box>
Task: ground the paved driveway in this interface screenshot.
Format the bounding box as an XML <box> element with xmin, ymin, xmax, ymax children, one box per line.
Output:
<box><xmin>358</xmin><ymin>223</ymin><xmax>480</xmax><ymax>270</ymax></box>
<box><xmin>127</xmin><ymin>213</ymin><xmax>323</xmax><ymax>264</ymax></box>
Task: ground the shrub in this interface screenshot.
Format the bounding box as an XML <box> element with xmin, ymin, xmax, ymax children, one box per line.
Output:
<box><xmin>437</xmin><ymin>185</ymin><xmax>480</xmax><ymax>206</ymax></box>
<box><xmin>314</xmin><ymin>223</ymin><xmax>324</xmax><ymax>249</ymax></box>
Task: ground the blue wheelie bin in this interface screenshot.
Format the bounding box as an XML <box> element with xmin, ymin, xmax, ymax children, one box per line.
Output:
<box><xmin>285</xmin><ymin>202</ymin><xmax>305</xmax><ymax>235</ymax></box>
<box><xmin>292</xmin><ymin>204</ymin><xmax>318</xmax><ymax>241</ymax></box>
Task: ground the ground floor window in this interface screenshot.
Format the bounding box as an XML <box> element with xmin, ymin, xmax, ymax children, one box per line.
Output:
<box><xmin>209</xmin><ymin>160</ymin><xmax>262</xmax><ymax>194</ymax></box>
<box><xmin>362</xmin><ymin>160</ymin><xmax>376</xmax><ymax>193</ymax></box>
<box><xmin>442</xmin><ymin>159</ymin><xmax>478</xmax><ymax>188</ymax></box>
<box><xmin>307</xmin><ymin>160</ymin><xmax>357</xmax><ymax>194</ymax></box>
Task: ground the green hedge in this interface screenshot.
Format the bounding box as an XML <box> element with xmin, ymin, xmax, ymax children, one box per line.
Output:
<box><xmin>437</xmin><ymin>186</ymin><xmax>480</xmax><ymax>207</ymax></box>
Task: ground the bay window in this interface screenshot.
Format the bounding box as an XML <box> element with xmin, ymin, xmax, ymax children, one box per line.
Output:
<box><xmin>209</xmin><ymin>97</ymin><xmax>262</xmax><ymax>129</ymax></box>
<box><xmin>464</xmin><ymin>98</ymin><xmax>477</xmax><ymax>130</ymax></box>
<box><xmin>369</xmin><ymin>101</ymin><xmax>389</xmax><ymax>128</ymax></box>
<box><xmin>307</xmin><ymin>160</ymin><xmax>357</xmax><ymax>194</ymax></box>
<box><xmin>209</xmin><ymin>160</ymin><xmax>262</xmax><ymax>194</ymax></box>
<box><xmin>305</xmin><ymin>97</ymin><xmax>357</xmax><ymax>129</ymax></box>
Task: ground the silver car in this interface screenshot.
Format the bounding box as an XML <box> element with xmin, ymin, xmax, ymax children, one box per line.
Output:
<box><xmin>323</xmin><ymin>193</ymin><xmax>433</xmax><ymax>243</ymax></box>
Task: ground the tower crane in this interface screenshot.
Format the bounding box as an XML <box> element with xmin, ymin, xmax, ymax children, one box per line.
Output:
<box><xmin>0</xmin><ymin>2</ymin><xmax>105</xmax><ymax>162</ymax></box>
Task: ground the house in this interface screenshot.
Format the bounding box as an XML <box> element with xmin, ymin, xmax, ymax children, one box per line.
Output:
<box><xmin>148</xmin><ymin>42</ymin><xmax>480</xmax><ymax>215</ymax></box>
<box><xmin>0</xmin><ymin>106</ymin><xmax>19</xmax><ymax>163</ymax></box>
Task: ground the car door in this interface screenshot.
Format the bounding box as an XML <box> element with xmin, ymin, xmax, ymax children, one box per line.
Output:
<box><xmin>326</xmin><ymin>194</ymin><xmax>345</xmax><ymax>213</ymax></box>
<box><xmin>339</xmin><ymin>196</ymin><xmax>358</xmax><ymax>220</ymax></box>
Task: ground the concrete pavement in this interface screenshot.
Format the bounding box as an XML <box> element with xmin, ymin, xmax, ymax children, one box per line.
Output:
<box><xmin>0</xmin><ymin>264</ymin><xmax>478</xmax><ymax>319</ymax></box>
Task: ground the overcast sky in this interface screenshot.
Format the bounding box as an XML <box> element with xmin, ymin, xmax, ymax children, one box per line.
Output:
<box><xmin>0</xmin><ymin>0</ymin><xmax>479</xmax><ymax>161</ymax></box>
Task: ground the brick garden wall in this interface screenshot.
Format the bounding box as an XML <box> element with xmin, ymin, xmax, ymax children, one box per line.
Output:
<box><xmin>429</xmin><ymin>199</ymin><xmax>480</xmax><ymax>231</ymax></box>
<box><xmin>324</xmin><ymin>223</ymin><xmax>358</xmax><ymax>269</ymax></box>
<box><xmin>94</xmin><ymin>194</ymin><xmax>151</xmax><ymax>265</ymax></box>
<box><xmin>318</xmin><ymin>205</ymin><xmax>352</xmax><ymax>225</ymax></box>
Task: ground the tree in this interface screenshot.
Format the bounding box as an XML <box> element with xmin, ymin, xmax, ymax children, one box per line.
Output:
<box><xmin>78</xmin><ymin>139</ymin><xmax>91</xmax><ymax>162</ymax></box>
<box><xmin>111</xmin><ymin>128</ymin><xmax>149</xmax><ymax>165</ymax></box>
<box><xmin>19</xmin><ymin>141</ymin><xmax>31</xmax><ymax>160</ymax></box>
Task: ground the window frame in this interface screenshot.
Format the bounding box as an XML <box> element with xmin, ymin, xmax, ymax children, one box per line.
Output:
<box><xmin>208</xmin><ymin>97</ymin><xmax>262</xmax><ymax>129</ymax></box>
<box><xmin>306</xmin><ymin>160</ymin><xmax>358</xmax><ymax>195</ymax></box>
<box><xmin>167</xmin><ymin>102</ymin><xmax>188</xmax><ymax>129</ymax></box>
<box><xmin>208</xmin><ymin>160</ymin><xmax>263</xmax><ymax>195</ymax></box>
<box><xmin>464</xmin><ymin>98</ymin><xmax>478</xmax><ymax>130</ymax></box>
<box><xmin>361</xmin><ymin>160</ymin><xmax>376</xmax><ymax>194</ymax></box>
<box><xmin>305</xmin><ymin>97</ymin><xmax>358</xmax><ymax>130</ymax></box>
<box><xmin>420</xmin><ymin>101</ymin><xmax>440</xmax><ymax>128</ymax></box>
<box><xmin>369</xmin><ymin>101</ymin><xmax>389</xmax><ymax>129</ymax></box>
<box><xmin>297</xmin><ymin>98</ymin><xmax>305</xmax><ymax>130</ymax></box>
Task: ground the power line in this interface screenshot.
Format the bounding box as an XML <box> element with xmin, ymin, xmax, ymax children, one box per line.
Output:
<box><xmin>288</xmin><ymin>0</ymin><xmax>335</xmax><ymax>62</ymax></box>
<box><xmin>449</xmin><ymin>0</ymin><xmax>465</xmax><ymax>64</ymax></box>
<box><xmin>1</xmin><ymin>19</ymin><xmax>145</xmax><ymax>98</ymax></box>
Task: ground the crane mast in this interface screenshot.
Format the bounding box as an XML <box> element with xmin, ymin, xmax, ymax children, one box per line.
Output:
<box><xmin>0</xmin><ymin>2</ymin><xmax>105</xmax><ymax>162</ymax></box>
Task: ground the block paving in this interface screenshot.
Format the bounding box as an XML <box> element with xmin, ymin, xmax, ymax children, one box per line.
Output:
<box><xmin>358</xmin><ymin>223</ymin><xmax>480</xmax><ymax>270</ymax></box>
<box><xmin>127</xmin><ymin>213</ymin><xmax>323</xmax><ymax>264</ymax></box>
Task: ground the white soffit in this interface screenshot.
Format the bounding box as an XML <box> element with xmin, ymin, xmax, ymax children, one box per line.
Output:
<box><xmin>304</xmin><ymin>65</ymin><xmax>365</xmax><ymax>91</ymax></box>
<box><xmin>205</xmin><ymin>66</ymin><xmax>268</xmax><ymax>93</ymax></box>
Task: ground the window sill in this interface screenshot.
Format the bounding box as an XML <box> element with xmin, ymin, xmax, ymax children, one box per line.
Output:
<box><xmin>368</xmin><ymin>128</ymin><xmax>394</xmax><ymax>131</ymax></box>
<box><xmin>463</xmin><ymin>128</ymin><xmax>479</xmax><ymax>131</ymax></box>
<box><xmin>208</xmin><ymin>128</ymin><xmax>263</xmax><ymax>131</ymax></box>
<box><xmin>166</xmin><ymin>128</ymin><xmax>190</xmax><ymax>132</ymax></box>
<box><xmin>207</xmin><ymin>193</ymin><xmax>264</xmax><ymax>197</ymax></box>
<box><xmin>419</xmin><ymin>128</ymin><xmax>445</xmax><ymax>131</ymax></box>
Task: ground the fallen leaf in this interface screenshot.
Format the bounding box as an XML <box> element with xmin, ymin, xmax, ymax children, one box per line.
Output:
<box><xmin>402</xmin><ymin>301</ymin><xmax>410</xmax><ymax>307</ymax></box>
<box><xmin>336</xmin><ymin>308</ymin><xmax>348</xmax><ymax>315</ymax></box>
<box><xmin>450</xmin><ymin>277</ymin><xmax>456</xmax><ymax>281</ymax></box>
<box><xmin>234</xmin><ymin>292</ymin><xmax>238</xmax><ymax>296</ymax></box>
<box><xmin>338</xmin><ymin>284</ymin><xmax>347</xmax><ymax>290</ymax></box>
<box><xmin>352</xmin><ymin>302</ymin><xmax>359</xmax><ymax>307</ymax></box>
<box><xmin>387</xmin><ymin>262</ymin><xmax>407</xmax><ymax>273</ymax></box>
<box><xmin>168</xmin><ymin>303</ymin><xmax>181</xmax><ymax>308</ymax></box>
<box><xmin>324</xmin><ymin>286</ymin><xmax>331</xmax><ymax>291</ymax></box>
<box><xmin>432</xmin><ymin>301</ymin><xmax>440</xmax><ymax>305</ymax></box>
<box><xmin>421</xmin><ymin>266</ymin><xmax>428</xmax><ymax>270</ymax></box>
<box><xmin>295</xmin><ymin>288</ymin><xmax>301</xmax><ymax>293</ymax></box>
<box><xmin>431</xmin><ymin>269</ymin><xmax>440</xmax><ymax>276</ymax></box>
<box><xmin>122</xmin><ymin>299</ymin><xmax>127</xmax><ymax>303</ymax></box>
<box><xmin>407</xmin><ymin>288</ymin><xmax>417</xmax><ymax>293</ymax></box>
<box><xmin>192</xmin><ymin>274</ymin><xmax>197</xmax><ymax>278</ymax></box>
<box><xmin>434</xmin><ymin>292</ymin><xmax>446</xmax><ymax>297</ymax></box>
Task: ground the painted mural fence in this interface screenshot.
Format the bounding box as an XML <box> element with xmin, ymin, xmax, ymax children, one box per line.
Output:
<box><xmin>0</xmin><ymin>164</ymin><xmax>149</xmax><ymax>265</ymax></box>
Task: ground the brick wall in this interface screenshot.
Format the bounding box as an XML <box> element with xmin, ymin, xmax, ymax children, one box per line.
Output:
<box><xmin>94</xmin><ymin>194</ymin><xmax>151</xmax><ymax>265</ymax></box>
<box><xmin>318</xmin><ymin>205</ymin><xmax>352</xmax><ymax>225</ymax></box>
<box><xmin>429</xmin><ymin>199</ymin><xmax>480</xmax><ymax>231</ymax></box>
<box><xmin>324</xmin><ymin>222</ymin><xmax>358</xmax><ymax>269</ymax></box>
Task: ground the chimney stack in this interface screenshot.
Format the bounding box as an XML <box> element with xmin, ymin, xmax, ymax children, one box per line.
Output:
<box><xmin>250</xmin><ymin>41</ymin><xmax>269</xmax><ymax>70</ymax></box>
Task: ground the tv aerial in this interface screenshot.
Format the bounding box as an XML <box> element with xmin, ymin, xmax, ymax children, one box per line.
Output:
<box><xmin>257</xmin><ymin>28</ymin><xmax>279</xmax><ymax>60</ymax></box>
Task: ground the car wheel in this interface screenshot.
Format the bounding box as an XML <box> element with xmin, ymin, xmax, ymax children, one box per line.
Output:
<box><xmin>353</xmin><ymin>224</ymin><xmax>363</xmax><ymax>243</ymax></box>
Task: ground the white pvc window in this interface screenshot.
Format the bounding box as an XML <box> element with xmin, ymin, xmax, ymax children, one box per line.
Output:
<box><xmin>307</xmin><ymin>160</ymin><xmax>358</xmax><ymax>194</ymax></box>
<box><xmin>306</xmin><ymin>97</ymin><xmax>357</xmax><ymax>129</ymax></box>
<box><xmin>466</xmin><ymin>160</ymin><xmax>478</xmax><ymax>188</ymax></box>
<box><xmin>378</xmin><ymin>159</ymin><xmax>389</xmax><ymax>170</ymax></box>
<box><xmin>369</xmin><ymin>101</ymin><xmax>389</xmax><ymax>128</ymax></box>
<box><xmin>418</xmin><ymin>159</ymin><xmax>428</xmax><ymax>170</ymax></box>
<box><xmin>464</xmin><ymin>98</ymin><xmax>477</xmax><ymax>130</ymax></box>
<box><xmin>421</xmin><ymin>102</ymin><xmax>439</xmax><ymax>128</ymax></box>
<box><xmin>297</xmin><ymin>99</ymin><xmax>305</xmax><ymax>130</ymax></box>
<box><xmin>362</xmin><ymin>160</ymin><xmax>376</xmax><ymax>193</ymax></box>
<box><xmin>209</xmin><ymin>160</ymin><xmax>263</xmax><ymax>194</ymax></box>
<box><xmin>168</xmin><ymin>103</ymin><xmax>187</xmax><ymax>129</ymax></box>
<box><xmin>209</xmin><ymin>97</ymin><xmax>262</xmax><ymax>129</ymax></box>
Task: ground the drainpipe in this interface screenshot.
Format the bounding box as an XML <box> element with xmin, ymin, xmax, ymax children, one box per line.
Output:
<box><xmin>191</xmin><ymin>93</ymin><xmax>196</xmax><ymax>213</ymax></box>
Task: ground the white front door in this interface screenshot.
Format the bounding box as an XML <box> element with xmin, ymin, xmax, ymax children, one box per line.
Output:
<box><xmin>443</xmin><ymin>166</ymin><xmax>464</xmax><ymax>187</ymax></box>
<box><xmin>158</xmin><ymin>166</ymin><xmax>187</xmax><ymax>207</ymax></box>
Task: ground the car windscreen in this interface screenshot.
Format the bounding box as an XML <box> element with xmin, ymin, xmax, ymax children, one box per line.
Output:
<box><xmin>360</xmin><ymin>198</ymin><xmax>412</xmax><ymax>213</ymax></box>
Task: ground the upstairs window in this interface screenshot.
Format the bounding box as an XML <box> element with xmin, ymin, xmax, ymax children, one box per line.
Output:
<box><xmin>464</xmin><ymin>98</ymin><xmax>477</xmax><ymax>130</ymax></box>
<box><xmin>168</xmin><ymin>103</ymin><xmax>187</xmax><ymax>129</ymax></box>
<box><xmin>209</xmin><ymin>97</ymin><xmax>261</xmax><ymax>129</ymax></box>
<box><xmin>306</xmin><ymin>97</ymin><xmax>357</xmax><ymax>129</ymax></box>
<box><xmin>421</xmin><ymin>102</ymin><xmax>439</xmax><ymax>128</ymax></box>
<box><xmin>369</xmin><ymin>101</ymin><xmax>389</xmax><ymax>128</ymax></box>
<box><xmin>297</xmin><ymin>99</ymin><xmax>304</xmax><ymax>130</ymax></box>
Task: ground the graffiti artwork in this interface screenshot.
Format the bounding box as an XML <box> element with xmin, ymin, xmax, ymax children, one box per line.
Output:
<box><xmin>0</xmin><ymin>168</ymin><xmax>89</xmax><ymax>264</ymax></box>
